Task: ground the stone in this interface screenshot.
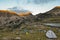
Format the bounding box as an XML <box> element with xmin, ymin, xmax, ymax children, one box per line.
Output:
<box><xmin>46</xmin><ymin>30</ymin><xmax>57</xmax><ymax>39</ymax></box>
<box><xmin>58</xmin><ymin>30</ymin><xmax>60</xmax><ymax>32</ymax></box>
<box><xmin>15</xmin><ymin>37</ymin><xmax>21</xmax><ymax>40</ymax></box>
<box><xmin>24</xmin><ymin>29</ymin><xmax>28</xmax><ymax>32</ymax></box>
<box><xmin>39</xmin><ymin>29</ymin><xmax>43</xmax><ymax>32</ymax></box>
<box><xmin>34</xmin><ymin>25</ymin><xmax>37</xmax><ymax>27</ymax></box>
<box><xmin>29</xmin><ymin>30</ymin><xmax>34</xmax><ymax>33</ymax></box>
<box><xmin>3</xmin><ymin>37</ymin><xmax>8</xmax><ymax>40</ymax></box>
<box><xmin>16</xmin><ymin>32</ymin><xmax>20</xmax><ymax>35</ymax></box>
<box><xmin>44</xmin><ymin>30</ymin><xmax>46</xmax><ymax>32</ymax></box>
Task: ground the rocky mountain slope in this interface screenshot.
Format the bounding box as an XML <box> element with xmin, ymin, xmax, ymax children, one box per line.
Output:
<box><xmin>0</xmin><ymin>10</ymin><xmax>22</xmax><ymax>30</ymax></box>
<box><xmin>0</xmin><ymin>6</ymin><xmax>60</xmax><ymax>40</ymax></box>
<box><xmin>36</xmin><ymin>6</ymin><xmax>60</xmax><ymax>22</ymax></box>
<box><xmin>0</xmin><ymin>10</ymin><xmax>37</xmax><ymax>31</ymax></box>
<box><xmin>36</xmin><ymin>6</ymin><xmax>60</xmax><ymax>17</ymax></box>
<box><xmin>0</xmin><ymin>6</ymin><xmax>60</xmax><ymax>30</ymax></box>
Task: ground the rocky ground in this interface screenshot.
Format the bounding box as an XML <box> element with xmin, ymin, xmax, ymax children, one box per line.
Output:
<box><xmin>0</xmin><ymin>22</ymin><xmax>60</xmax><ymax>40</ymax></box>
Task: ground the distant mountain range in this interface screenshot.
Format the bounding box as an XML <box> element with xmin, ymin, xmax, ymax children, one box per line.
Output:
<box><xmin>8</xmin><ymin>7</ymin><xmax>29</xmax><ymax>13</ymax></box>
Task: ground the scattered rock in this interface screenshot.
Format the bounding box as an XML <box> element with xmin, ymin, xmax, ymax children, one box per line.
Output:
<box><xmin>16</xmin><ymin>32</ymin><xmax>20</xmax><ymax>35</ymax></box>
<box><xmin>15</xmin><ymin>37</ymin><xmax>21</xmax><ymax>40</ymax></box>
<box><xmin>39</xmin><ymin>29</ymin><xmax>42</xmax><ymax>31</ymax></box>
<box><xmin>46</xmin><ymin>30</ymin><xmax>57</xmax><ymax>39</ymax></box>
<box><xmin>29</xmin><ymin>30</ymin><xmax>35</xmax><ymax>33</ymax></box>
<box><xmin>58</xmin><ymin>30</ymin><xmax>60</xmax><ymax>32</ymax></box>
<box><xmin>2</xmin><ymin>37</ymin><xmax>14</xmax><ymax>40</ymax></box>
<box><xmin>24</xmin><ymin>29</ymin><xmax>28</xmax><ymax>32</ymax></box>
<box><xmin>44</xmin><ymin>30</ymin><xmax>46</xmax><ymax>32</ymax></box>
<box><xmin>38</xmin><ymin>29</ymin><xmax>46</xmax><ymax>32</ymax></box>
<box><xmin>3</xmin><ymin>37</ymin><xmax>8</xmax><ymax>40</ymax></box>
<box><xmin>34</xmin><ymin>25</ymin><xmax>37</xmax><ymax>27</ymax></box>
<box><xmin>39</xmin><ymin>29</ymin><xmax>43</xmax><ymax>32</ymax></box>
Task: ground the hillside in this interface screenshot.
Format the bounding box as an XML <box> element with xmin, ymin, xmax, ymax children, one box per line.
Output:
<box><xmin>45</xmin><ymin>6</ymin><xmax>60</xmax><ymax>16</ymax></box>
<box><xmin>0</xmin><ymin>10</ymin><xmax>23</xmax><ymax>31</ymax></box>
<box><xmin>36</xmin><ymin>6</ymin><xmax>60</xmax><ymax>22</ymax></box>
<box><xmin>0</xmin><ymin>6</ymin><xmax>60</xmax><ymax>40</ymax></box>
<box><xmin>0</xmin><ymin>10</ymin><xmax>38</xmax><ymax>31</ymax></box>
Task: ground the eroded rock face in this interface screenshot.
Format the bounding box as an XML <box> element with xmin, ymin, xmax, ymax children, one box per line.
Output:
<box><xmin>0</xmin><ymin>10</ymin><xmax>37</xmax><ymax>31</ymax></box>
<box><xmin>0</xmin><ymin>10</ymin><xmax>24</xmax><ymax>30</ymax></box>
<box><xmin>46</xmin><ymin>30</ymin><xmax>57</xmax><ymax>39</ymax></box>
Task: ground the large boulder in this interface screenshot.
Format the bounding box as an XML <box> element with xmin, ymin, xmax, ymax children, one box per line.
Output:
<box><xmin>46</xmin><ymin>30</ymin><xmax>57</xmax><ymax>39</ymax></box>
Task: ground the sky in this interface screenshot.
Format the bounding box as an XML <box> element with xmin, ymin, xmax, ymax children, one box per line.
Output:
<box><xmin>0</xmin><ymin>0</ymin><xmax>60</xmax><ymax>15</ymax></box>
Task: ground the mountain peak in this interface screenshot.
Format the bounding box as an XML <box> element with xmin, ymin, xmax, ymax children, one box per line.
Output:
<box><xmin>8</xmin><ymin>7</ymin><xmax>29</xmax><ymax>13</ymax></box>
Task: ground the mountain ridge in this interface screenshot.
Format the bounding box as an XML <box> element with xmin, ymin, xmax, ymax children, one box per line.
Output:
<box><xmin>8</xmin><ymin>7</ymin><xmax>30</xmax><ymax>13</ymax></box>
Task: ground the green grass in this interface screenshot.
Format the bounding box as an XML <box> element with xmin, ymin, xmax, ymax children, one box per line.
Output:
<box><xmin>0</xmin><ymin>24</ymin><xmax>60</xmax><ymax>40</ymax></box>
<box><xmin>0</xmin><ymin>22</ymin><xmax>60</xmax><ymax>40</ymax></box>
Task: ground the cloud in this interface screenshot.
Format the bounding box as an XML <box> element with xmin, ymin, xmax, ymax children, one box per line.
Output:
<box><xmin>17</xmin><ymin>0</ymin><xmax>57</xmax><ymax>5</ymax></box>
<box><xmin>16</xmin><ymin>0</ymin><xmax>58</xmax><ymax>15</ymax></box>
<box><xmin>16</xmin><ymin>0</ymin><xmax>60</xmax><ymax>5</ymax></box>
<box><xmin>32</xmin><ymin>0</ymin><xmax>57</xmax><ymax>4</ymax></box>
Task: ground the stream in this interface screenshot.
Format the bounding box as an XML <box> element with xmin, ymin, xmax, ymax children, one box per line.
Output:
<box><xmin>43</xmin><ymin>23</ymin><xmax>60</xmax><ymax>27</ymax></box>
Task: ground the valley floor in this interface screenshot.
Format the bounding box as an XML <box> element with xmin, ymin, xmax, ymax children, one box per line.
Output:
<box><xmin>0</xmin><ymin>22</ymin><xmax>60</xmax><ymax>40</ymax></box>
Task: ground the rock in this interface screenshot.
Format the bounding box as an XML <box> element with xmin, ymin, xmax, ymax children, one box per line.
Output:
<box><xmin>44</xmin><ymin>30</ymin><xmax>46</xmax><ymax>32</ymax></box>
<box><xmin>16</xmin><ymin>32</ymin><xmax>20</xmax><ymax>35</ymax></box>
<box><xmin>46</xmin><ymin>30</ymin><xmax>57</xmax><ymax>39</ymax></box>
<box><xmin>58</xmin><ymin>30</ymin><xmax>60</xmax><ymax>32</ymax></box>
<box><xmin>2</xmin><ymin>37</ymin><xmax>14</xmax><ymax>40</ymax></box>
<box><xmin>34</xmin><ymin>25</ymin><xmax>37</xmax><ymax>27</ymax></box>
<box><xmin>39</xmin><ymin>29</ymin><xmax>46</xmax><ymax>32</ymax></box>
<box><xmin>15</xmin><ymin>37</ymin><xmax>21</xmax><ymax>40</ymax></box>
<box><xmin>24</xmin><ymin>29</ymin><xmax>28</xmax><ymax>32</ymax></box>
<box><xmin>39</xmin><ymin>29</ymin><xmax>42</xmax><ymax>31</ymax></box>
<box><xmin>3</xmin><ymin>37</ymin><xmax>7</xmax><ymax>40</ymax></box>
<box><xmin>29</xmin><ymin>30</ymin><xmax>35</xmax><ymax>33</ymax></box>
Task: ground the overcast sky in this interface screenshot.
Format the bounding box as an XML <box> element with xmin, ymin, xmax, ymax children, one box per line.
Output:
<box><xmin>0</xmin><ymin>0</ymin><xmax>60</xmax><ymax>15</ymax></box>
